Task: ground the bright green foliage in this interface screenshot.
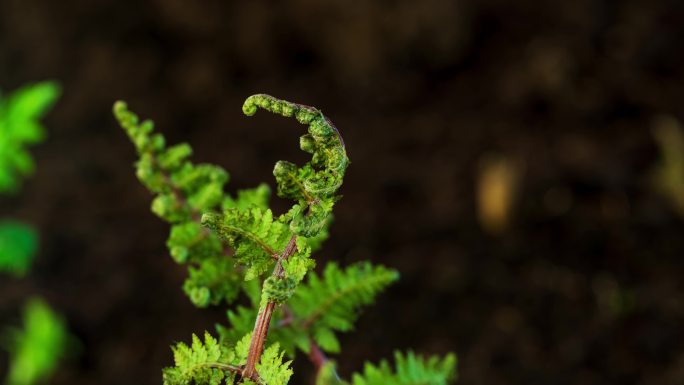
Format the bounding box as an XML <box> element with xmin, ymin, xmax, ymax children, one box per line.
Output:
<box><xmin>201</xmin><ymin>208</ymin><xmax>290</xmax><ymax>280</ymax></box>
<box><xmin>115</xmin><ymin>95</ymin><xmax>455</xmax><ymax>385</ymax></box>
<box><xmin>217</xmin><ymin>262</ymin><xmax>398</xmax><ymax>357</ymax></box>
<box><xmin>316</xmin><ymin>353</ymin><xmax>456</xmax><ymax>385</ymax></box>
<box><xmin>0</xmin><ymin>82</ymin><xmax>60</xmax><ymax>193</ymax></box>
<box><xmin>253</xmin><ymin>344</ymin><xmax>293</xmax><ymax>385</ymax></box>
<box><xmin>223</xmin><ymin>183</ymin><xmax>271</xmax><ymax>211</ymax></box>
<box><xmin>114</xmin><ymin>101</ymin><xmax>241</xmax><ymax>307</ymax></box>
<box><xmin>0</xmin><ymin>221</ymin><xmax>38</xmax><ymax>277</ymax></box>
<box><xmin>261</xmin><ymin>276</ymin><xmax>297</xmax><ymax>307</ymax></box>
<box><xmin>163</xmin><ymin>332</ymin><xmax>234</xmax><ymax>385</ymax></box>
<box><xmin>288</xmin><ymin>262</ymin><xmax>399</xmax><ymax>353</ymax></box>
<box><xmin>4</xmin><ymin>299</ymin><xmax>68</xmax><ymax>385</ymax></box>
<box><xmin>184</xmin><ymin>259</ymin><xmax>242</xmax><ymax>307</ymax></box>
<box><xmin>350</xmin><ymin>351</ymin><xmax>457</xmax><ymax>385</ymax></box>
<box><xmin>163</xmin><ymin>332</ymin><xmax>292</xmax><ymax>385</ymax></box>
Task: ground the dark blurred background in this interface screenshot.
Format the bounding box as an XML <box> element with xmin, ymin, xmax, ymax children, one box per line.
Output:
<box><xmin>1</xmin><ymin>0</ymin><xmax>684</xmax><ymax>384</ymax></box>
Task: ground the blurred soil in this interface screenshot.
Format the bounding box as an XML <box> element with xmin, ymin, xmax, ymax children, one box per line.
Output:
<box><xmin>1</xmin><ymin>1</ymin><xmax>684</xmax><ymax>384</ymax></box>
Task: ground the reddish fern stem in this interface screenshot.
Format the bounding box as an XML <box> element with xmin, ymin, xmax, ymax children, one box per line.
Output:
<box><xmin>242</xmin><ymin>235</ymin><xmax>298</xmax><ymax>379</ymax></box>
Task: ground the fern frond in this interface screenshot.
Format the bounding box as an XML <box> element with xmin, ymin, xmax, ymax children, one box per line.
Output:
<box><xmin>113</xmin><ymin>97</ymin><xmax>459</xmax><ymax>385</ymax></box>
<box><xmin>351</xmin><ymin>351</ymin><xmax>457</xmax><ymax>385</ymax></box>
<box><xmin>183</xmin><ymin>258</ymin><xmax>242</xmax><ymax>308</ymax></box>
<box><xmin>0</xmin><ymin>82</ymin><xmax>60</xmax><ymax>193</ymax></box>
<box><xmin>241</xmin><ymin>94</ymin><xmax>349</xmax><ymax>239</ymax></box>
<box><xmin>255</xmin><ymin>343</ymin><xmax>293</xmax><ymax>385</ymax></box>
<box><xmin>223</xmin><ymin>183</ymin><xmax>272</xmax><ymax>211</ymax></box>
<box><xmin>163</xmin><ymin>332</ymin><xmax>239</xmax><ymax>385</ymax></box>
<box><xmin>164</xmin><ymin>331</ymin><xmax>293</xmax><ymax>385</ymax></box>
<box><xmin>166</xmin><ymin>221</ymin><xmax>223</xmax><ymax>264</ymax></box>
<box><xmin>114</xmin><ymin>102</ymin><xmax>242</xmax><ymax>307</ymax></box>
<box><xmin>201</xmin><ymin>207</ymin><xmax>291</xmax><ymax>280</ymax></box>
<box><xmin>288</xmin><ymin>262</ymin><xmax>399</xmax><ymax>353</ymax></box>
<box><xmin>114</xmin><ymin>101</ymin><xmax>229</xmax><ymax>220</ymax></box>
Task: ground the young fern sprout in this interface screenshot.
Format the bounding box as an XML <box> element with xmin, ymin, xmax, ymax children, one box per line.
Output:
<box><xmin>114</xmin><ymin>94</ymin><xmax>456</xmax><ymax>385</ymax></box>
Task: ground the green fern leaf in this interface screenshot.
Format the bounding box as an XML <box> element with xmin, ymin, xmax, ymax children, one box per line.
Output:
<box><xmin>288</xmin><ymin>262</ymin><xmax>399</xmax><ymax>353</ymax></box>
<box><xmin>201</xmin><ymin>208</ymin><xmax>291</xmax><ymax>280</ymax></box>
<box><xmin>222</xmin><ymin>183</ymin><xmax>271</xmax><ymax>211</ymax></box>
<box><xmin>183</xmin><ymin>258</ymin><xmax>242</xmax><ymax>308</ymax></box>
<box><xmin>163</xmin><ymin>332</ymin><xmax>238</xmax><ymax>385</ymax></box>
<box><xmin>114</xmin><ymin>102</ymin><xmax>243</xmax><ymax>307</ymax></box>
<box><xmin>167</xmin><ymin>221</ymin><xmax>223</xmax><ymax>264</ymax></box>
<box><xmin>351</xmin><ymin>351</ymin><xmax>457</xmax><ymax>385</ymax></box>
<box><xmin>114</xmin><ymin>101</ymin><xmax>229</xmax><ymax>220</ymax></box>
<box><xmin>255</xmin><ymin>343</ymin><xmax>293</xmax><ymax>385</ymax></box>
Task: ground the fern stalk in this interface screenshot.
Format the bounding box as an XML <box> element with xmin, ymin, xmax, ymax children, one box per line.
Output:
<box><xmin>243</xmin><ymin>234</ymin><xmax>298</xmax><ymax>380</ymax></box>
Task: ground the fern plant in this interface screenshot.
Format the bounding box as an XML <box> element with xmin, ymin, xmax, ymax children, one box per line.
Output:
<box><xmin>114</xmin><ymin>94</ymin><xmax>456</xmax><ymax>385</ymax></box>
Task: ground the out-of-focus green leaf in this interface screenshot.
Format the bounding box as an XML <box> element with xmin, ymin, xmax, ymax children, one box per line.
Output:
<box><xmin>4</xmin><ymin>299</ymin><xmax>67</xmax><ymax>385</ymax></box>
<box><xmin>0</xmin><ymin>220</ymin><xmax>38</xmax><ymax>277</ymax></box>
<box><xmin>0</xmin><ymin>81</ymin><xmax>60</xmax><ymax>193</ymax></box>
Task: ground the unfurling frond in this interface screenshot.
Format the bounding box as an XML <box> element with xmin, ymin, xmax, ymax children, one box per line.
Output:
<box><xmin>242</xmin><ymin>94</ymin><xmax>349</xmax><ymax>239</ymax></box>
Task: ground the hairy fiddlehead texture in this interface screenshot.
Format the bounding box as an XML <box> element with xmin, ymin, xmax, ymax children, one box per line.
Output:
<box><xmin>115</xmin><ymin>95</ymin><xmax>455</xmax><ymax>385</ymax></box>
<box><xmin>241</xmin><ymin>94</ymin><xmax>349</xmax><ymax>238</ymax></box>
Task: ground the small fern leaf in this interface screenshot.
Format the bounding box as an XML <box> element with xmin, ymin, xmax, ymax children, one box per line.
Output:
<box><xmin>288</xmin><ymin>262</ymin><xmax>399</xmax><ymax>353</ymax></box>
<box><xmin>351</xmin><ymin>351</ymin><xmax>457</xmax><ymax>385</ymax></box>
<box><xmin>255</xmin><ymin>344</ymin><xmax>293</xmax><ymax>385</ymax></box>
<box><xmin>183</xmin><ymin>258</ymin><xmax>242</xmax><ymax>308</ymax></box>
<box><xmin>222</xmin><ymin>183</ymin><xmax>271</xmax><ymax>211</ymax></box>
<box><xmin>201</xmin><ymin>208</ymin><xmax>291</xmax><ymax>280</ymax></box>
<box><xmin>163</xmin><ymin>332</ymin><xmax>237</xmax><ymax>385</ymax></box>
